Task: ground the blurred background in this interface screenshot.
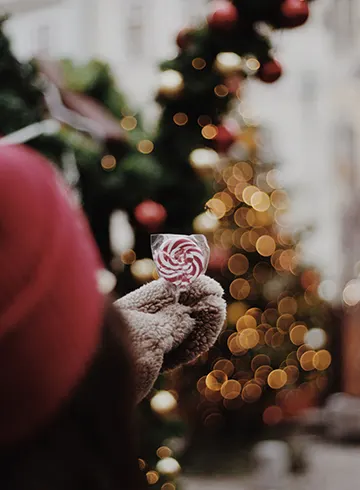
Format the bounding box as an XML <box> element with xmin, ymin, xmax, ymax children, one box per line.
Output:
<box><xmin>2</xmin><ymin>0</ymin><xmax>360</xmax><ymax>488</ymax></box>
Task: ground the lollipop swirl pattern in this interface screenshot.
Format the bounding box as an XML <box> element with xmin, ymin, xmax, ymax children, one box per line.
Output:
<box><xmin>154</xmin><ymin>236</ymin><xmax>206</xmax><ymax>288</ymax></box>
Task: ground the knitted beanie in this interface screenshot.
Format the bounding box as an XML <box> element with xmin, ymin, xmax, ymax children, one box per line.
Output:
<box><xmin>0</xmin><ymin>144</ymin><xmax>104</xmax><ymax>445</ymax></box>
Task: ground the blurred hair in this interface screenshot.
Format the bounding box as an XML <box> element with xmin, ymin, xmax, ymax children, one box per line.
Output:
<box><xmin>0</xmin><ymin>301</ymin><xmax>146</xmax><ymax>490</ymax></box>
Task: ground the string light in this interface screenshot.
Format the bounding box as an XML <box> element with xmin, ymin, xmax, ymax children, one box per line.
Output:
<box><xmin>189</xmin><ymin>148</ymin><xmax>219</xmax><ymax>172</ymax></box>
<box><xmin>137</xmin><ymin>140</ymin><xmax>154</xmax><ymax>154</ymax></box>
<box><xmin>173</xmin><ymin>112</ymin><xmax>188</xmax><ymax>126</ymax></box>
<box><xmin>214</xmin><ymin>52</ymin><xmax>243</xmax><ymax>75</ymax></box>
<box><xmin>101</xmin><ymin>154</ymin><xmax>116</xmax><ymax>171</ymax></box>
<box><xmin>151</xmin><ymin>391</ymin><xmax>178</xmax><ymax>415</ymax></box>
<box><xmin>159</xmin><ymin>70</ymin><xmax>184</xmax><ymax>98</ymax></box>
<box><xmin>120</xmin><ymin>116</ymin><xmax>137</xmax><ymax>131</ymax></box>
<box><xmin>192</xmin><ymin>57</ymin><xmax>207</xmax><ymax>70</ymax></box>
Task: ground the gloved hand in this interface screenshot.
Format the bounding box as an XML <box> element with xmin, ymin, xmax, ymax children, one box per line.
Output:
<box><xmin>114</xmin><ymin>276</ymin><xmax>226</xmax><ymax>402</ymax></box>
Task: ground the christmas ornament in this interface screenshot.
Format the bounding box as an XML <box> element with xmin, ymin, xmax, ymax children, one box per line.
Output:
<box><xmin>134</xmin><ymin>200</ymin><xmax>167</xmax><ymax>231</ymax></box>
<box><xmin>257</xmin><ymin>60</ymin><xmax>282</xmax><ymax>83</ymax></box>
<box><xmin>158</xmin><ymin>70</ymin><xmax>184</xmax><ymax>98</ymax></box>
<box><xmin>189</xmin><ymin>147</ymin><xmax>219</xmax><ymax>174</ymax></box>
<box><xmin>281</xmin><ymin>0</ymin><xmax>309</xmax><ymax>28</ymax></box>
<box><xmin>151</xmin><ymin>234</ymin><xmax>209</xmax><ymax>290</ymax></box>
<box><xmin>176</xmin><ymin>27</ymin><xmax>194</xmax><ymax>50</ymax></box>
<box><xmin>207</xmin><ymin>1</ymin><xmax>238</xmax><ymax>30</ymax></box>
<box><xmin>214</xmin><ymin>52</ymin><xmax>242</xmax><ymax>76</ymax></box>
<box><xmin>214</xmin><ymin>125</ymin><xmax>235</xmax><ymax>153</ymax></box>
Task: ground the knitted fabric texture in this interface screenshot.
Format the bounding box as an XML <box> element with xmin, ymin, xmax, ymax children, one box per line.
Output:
<box><xmin>115</xmin><ymin>276</ymin><xmax>226</xmax><ymax>401</ymax></box>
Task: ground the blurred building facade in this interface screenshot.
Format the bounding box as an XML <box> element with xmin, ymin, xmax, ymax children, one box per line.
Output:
<box><xmin>4</xmin><ymin>0</ymin><xmax>358</xmax><ymax>297</ymax></box>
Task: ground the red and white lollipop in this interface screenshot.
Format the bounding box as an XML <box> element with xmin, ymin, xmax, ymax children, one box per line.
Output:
<box><xmin>154</xmin><ymin>236</ymin><xmax>206</xmax><ymax>288</ymax></box>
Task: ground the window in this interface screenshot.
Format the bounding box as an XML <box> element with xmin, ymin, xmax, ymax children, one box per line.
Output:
<box><xmin>127</xmin><ymin>1</ymin><xmax>144</xmax><ymax>59</ymax></box>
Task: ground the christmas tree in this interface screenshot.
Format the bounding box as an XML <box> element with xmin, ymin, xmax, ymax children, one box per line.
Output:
<box><xmin>0</xmin><ymin>0</ymin><xmax>334</xmax><ymax>487</ymax></box>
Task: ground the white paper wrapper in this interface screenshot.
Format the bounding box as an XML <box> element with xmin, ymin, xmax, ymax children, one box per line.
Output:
<box><xmin>151</xmin><ymin>234</ymin><xmax>210</xmax><ymax>291</ymax></box>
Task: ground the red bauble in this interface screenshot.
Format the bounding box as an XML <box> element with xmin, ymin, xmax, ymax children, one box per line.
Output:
<box><xmin>207</xmin><ymin>1</ymin><xmax>238</xmax><ymax>30</ymax></box>
<box><xmin>134</xmin><ymin>200</ymin><xmax>167</xmax><ymax>231</ymax></box>
<box><xmin>215</xmin><ymin>125</ymin><xmax>235</xmax><ymax>153</ymax></box>
<box><xmin>281</xmin><ymin>0</ymin><xmax>309</xmax><ymax>28</ymax></box>
<box><xmin>176</xmin><ymin>28</ymin><xmax>194</xmax><ymax>50</ymax></box>
<box><xmin>257</xmin><ymin>60</ymin><xmax>282</xmax><ymax>83</ymax></box>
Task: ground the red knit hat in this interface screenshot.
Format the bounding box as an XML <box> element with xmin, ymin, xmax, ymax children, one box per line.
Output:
<box><xmin>0</xmin><ymin>144</ymin><xmax>105</xmax><ymax>445</ymax></box>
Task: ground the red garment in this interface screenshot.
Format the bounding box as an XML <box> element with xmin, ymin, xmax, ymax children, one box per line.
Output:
<box><xmin>0</xmin><ymin>145</ymin><xmax>104</xmax><ymax>445</ymax></box>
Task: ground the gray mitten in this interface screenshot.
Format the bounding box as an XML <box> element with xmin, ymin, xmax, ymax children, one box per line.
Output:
<box><xmin>115</xmin><ymin>276</ymin><xmax>226</xmax><ymax>402</ymax></box>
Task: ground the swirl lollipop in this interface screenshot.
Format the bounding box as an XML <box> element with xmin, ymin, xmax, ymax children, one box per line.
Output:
<box><xmin>152</xmin><ymin>235</ymin><xmax>209</xmax><ymax>290</ymax></box>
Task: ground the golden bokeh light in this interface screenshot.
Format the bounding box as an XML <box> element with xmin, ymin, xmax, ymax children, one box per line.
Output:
<box><xmin>156</xmin><ymin>447</ymin><xmax>173</xmax><ymax>459</ymax></box>
<box><xmin>214</xmin><ymin>84</ymin><xmax>229</xmax><ymax>97</ymax></box>
<box><xmin>299</xmin><ymin>350</ymin><xmax>316</xmax><ymax>371</ymax></box>
<box><xmin>230</xmin><ymin>278</ymin><xmax>251</xmax><ymax>300</ymax></box>
<box><xmin>239</xmin><ymin>328</ymin><xmax>260</xmax><ymax>349</ymax></box>
<box><xmin>277</xmin><ymin>314</ymin><xmax>295</xmax><ymax>334</ymax></box>
<box><xmin>236</xmin><ymin>315</ymin><xmax>257</xmax><ymax>331</ymax></box>
<box><xmin>251</xmin><ymin>354</ymin><xmax>271</xmax><ymax>372</ymax></box>
<box><xmin>121</xmin><ymin>249</ymin><xmax>136</xmax><ymax>265</ymax></box>
<box><xmin>137</xmin><ymin>139</ymin><xmax>154</xmax><ymax>154</ymax></box>
<box><xmin>271</xmin><ymin>190</ymin><xmax>288</xmax><ymax>210</ymax></box>
<box><xmin>267</xmin><ymin>369</ymin><xmax>287</xmax><ymax>389</ymax></box>
<box><xmin>192</xmin><ymin>57</ymin><xmax>207</xmax><ymax>70</ymax></box>
<box><xmin>278</xmin><ymin>297</ymin><xmax>298</xmax><ymax>315</ymax></box>
<box><xmin>213</xmin><ymin>191</ymin><xmax>234</xmax><ymax>211</ymax></box>
<box><xmin>284</xmin><ymin>365</ymin><xmax>299</xmax><ymax>384</ymax></box>
<box><xmin>221</xmin><ymin>380</ymin><xmax>242</xmax><ymax>400</ymax></box>
<box><xmin>227</xmin><ymin>332</ymin><xmax>247</xmax><ymax>356</ymax></box>
<box><xmin>234</xmin><ymin>161</ymin><xmax>254</xmax><ymax>181</ymax></box>
<box><xmin>204</xmin><ymin>387</ymin><xmax>223</xmax><ymax>402</ymax></box>
<box><xmin>240</xmin><ymin>231</ymin><xmax>257</xmax><ymax>252</ymax></box>
<box><xmin>193</xmin><ymin>212</ymin><xmax>219</xmax><ymax>234</ymax></box>
<box><xmin>255</xmin><ymin>366</ymin><xmax>273</xmax><ymax>386</ymax></box>
<box><xmin>290</xmin><ymin>324</ymin><xmax>308</xmax><ymax>346</ymax></box>
<box><xmin>251</xmin><ymin>191</ymin><xmax>271</xmax><ymax>212</ymax></box>
<box><xmin>206</xmin><ymin>370</ymin><xmax>228</xmax><ymax>391</ymax></box>
<box><xmin>261</xmin><ymin>308</ymin><xmax>278</xmax><ymax>326</ymax></box>
<box><xmin>196</xmin><ymin>376</ymin><xmax>207</xmax><ymax>394</ymax></box>
<box><xmin>206</xmin><ymin>198</ymin><xmax>227</xmax><ymax>218</ymax></box>
<box><xmin>161</xmin><ymin>483</ymin><xmax>176</xmax><ymax>490</ymax></box>
<box><xmin>131</xmin><ymin>258</ymin><xmax>156</xmax><ymax>283</ymax></box>
<box><xmin>101</xmin><ymin>155</ymin><xmax>116</xmax><ymax>171</ymax></box>
<box><xmin>343</xmin><ymin>279</ymin><xmax>360</xmax><ymax>306</ymax></box>
<box><xmin>234</xmin><ymin>207</ymin><xmax>249</xmax><ymax>227</ymax></box>
<box><xmin>256</xmin><ymin>235</ymin><xmax>276</xmax><ymax>256</ymax></box>
<box><xmin>173</xmin><ymin>112</ymin><xmax>188</xmax><ymax>126</ymax></box>
<box><xmin>214</xmin><ymin>359</ymin><xmax>235</xmax><ymax>377</ymax></box>
<box><xmin>139</xmin><ymin>459</ymin><xmax>146</xmax><ymax>471</ymax></box>
<box><xmin>202</xmin><ymin>124</ymin><xmax>218</xmax><ymax>139</ymax></box>
<box><xmin>227</xmin><ymin>302</ymin><xmax>248</xmax><ymax>324</ymax></box>
<box><xmin>266</xmin><ymin>169</ymin><xmax>283</xmax><ymax>189</ymax></box>
<box><xmin>146</xmin><ymin>471</ymin><xmax>160</xmax><ymax>485</ymax></box>
<box><xmin>241</xmin><ymin>382</ymin><xmax>262</xmax><ymax>403</ymax></box>
<box><xmin>313</xmin><ymin>350</ymin><xmax>331</xmax><ymax>371</ymax></box>
<box><xmin>245</xmin><ymin>56</ymin><xmax>260</xmax><ymax>72</ymax></box>
<box><xmin>242</xmin><ymin>185</ymin><xmax>259</xmax><ymax>205</ymax></box>
<box><xmin>228</xmin><ymin>253</ymin><xmax>249</xmax><ymax>275</ymax></box>
<box><xmin>120</xmin><ymin>116</ymin><xmax>137</xmax><ymax>131</ymax></box>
